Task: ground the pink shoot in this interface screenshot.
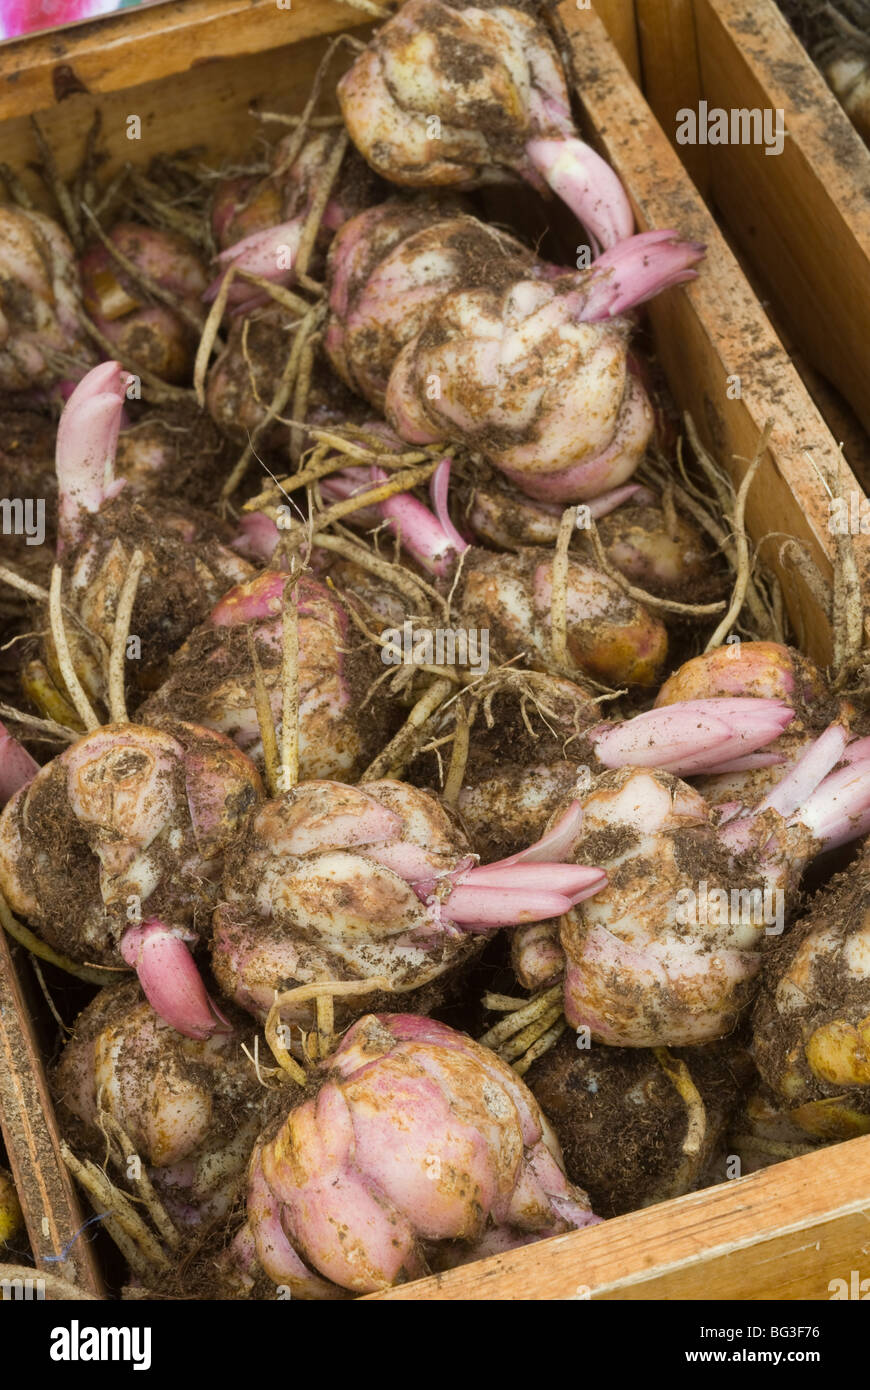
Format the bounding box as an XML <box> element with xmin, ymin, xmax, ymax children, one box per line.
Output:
<box><xmin>429</xmin><ymin>459</ymin><xmax>470</xmax><ymax>555</ymax></box>
<box><xmin>488</xmin><ymin>800</ymin><xmax>585</xmax><ymax>867</ymax></box>
<box><xmin>790</xmin><ymin>758</ymin><xmax>870</xmax><ymax>851</ymax></box>
<box><xmin>233</xmin><ymin>512</ymin><xmax>282</xmax><ymax>563</ymax></box>
<box><xmin>588</xmin><ymin>482</ymin><xmax>651</xmax><ymax>517</ymax></box>
<box><xmin>590</xmin><ymin>697</ymin><xmax>794</xmax><ymax>775</ymax></box>
<box><xmin>580</xmin><ymin>230</ymin><xmax>706</xmax><ymax>321</ymax></box>
<box><xmin>445</xmin><ymin>881</ymin><xmax>600</xmax><ymax>929</ymax></box>
<box><xmin>120</xmin><ymin>919</ymin><xmax>232</xmax><ymax>1041</ymax></box>
<box><xmin>754</xmin><ymin>722</ymin><xmax>851</xmax><ymax>820</ymax></box>
<box><xmin>526</xmin><ymin>137</ymin><xmax>635</xmax><ymax>252</ymax></box>
<box><xmin>0</xmin><ymin>721</ymin><xmax>38</xmax><ymax>805</ymax></box>
<box><xmin>462</xmin><ymin>863</ymin><xmax>606</xmax><ymax>895</ymax></box>
<box><xmin>55</xmin><ymin>359</ymin><xmax>127</xmax><ymax>551</ymax></box>
<box><xmin>320</xmin><ymin>462</ymin><xmax>466</xmax><ymax>577</ymax></box>
<box><xmin>204</xmin><ymin>218</ymin><xmax>305</xmax><ymax>305</ymax></box>
<box><xmin>720</xmin><ymin>724</ymin><xmax>870</xmax><ymax>857</ymax></box>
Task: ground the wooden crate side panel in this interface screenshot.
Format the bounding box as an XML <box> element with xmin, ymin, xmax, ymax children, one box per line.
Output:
<box><xmin>632</xmin><ymin>0</ymin><xmax>709</xmax><ymax>195</ymax></box>
<box><xmin>0</xmin><ymin>935</ymin><xmax>103</xmax><ymax>1295</ymax></box>
<box><xmin>692</xmin><ymin>0</ymin><xmax>870</xmax><ymax>442</ymax></box>
<box><xmin>555</xmin><ymin>0</ymin><xmax>869</xmax><ymax>667</ymax></box>
<box><xmin>367</xmin><ymin>1133</ymin><xmax>870</xmax><ymax>1299</ymax></box>
<box><xmin>590</xmin><ymin>0</ymin><xmax>642</xmax><ymax>84</ymax></box>
<box><xmin>0</xmin><ymin>0</ymin><xmax>364</xmax><ymax>123</ymax></box>
<box><xmin>0</xmin><ymin>30</ymin><xmax>360</xmax><ymax>208</ymax></box>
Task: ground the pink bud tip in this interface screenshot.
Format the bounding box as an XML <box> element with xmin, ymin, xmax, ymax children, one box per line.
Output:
<box><xmin>841</xmin><ymin>735</ymin><xmax>870</xmax><ymax>765</ymax></box>
<box><xmin>790</xmin><ymin>757</ymin><xmax>870</xmax><ymax>851</ymax></box>
<box><xmin>56</xmin><ymin>360</ymin><xmax>127</xmax><ymax>550</ymax></box>
<box><xmin>587</xmin><ymin>483</ymin><xmax>647</xmax><ymax>518</ymax></box>
<box><xmin>0</xmin><ymin>721</ymin><xmax>38</xmax><ymax>805</ymax></box>
<box><xmin>526</xmin><ymin>137</ymin><xmax>635</xmax><ymax>251</ymax></box>
<box><xmin>234</xmin><ymin>512</ymin><xmax>282</xmax><ymax>562</ymax></box>
<box><xmin>429</xmin><ymin>459</ymin><xmax>469</xmax><ymax>557</ymax></box>
<box><xmin>211</xmin><ymin>571</ymin><xmax>289</xmax><ymax>627</ymax></box>
<box><xmin>580</xmin><ymin>230</ymin><xmax>707</xmax><ymax>321</ymax></box>
<box><xmin>120</xmin><ymin>920</ymin><xmax>232</xmax><ymax>1040</ymax></box>
<box><xmin>446</xmin><ymin>882</ymin><xmax>597</xmax><ymax>929</ymax></box>
<box><xmin>463</xmin><ymin>863</ymin><xmax>606</xmax><ymax>897</ymax></box>
<box><xmin>487</xmin><ymin>800</ymin><xmax>585</xmax><ymax>868</ymax></box>
<box><xmin>322</xmin><ymin>462</ymin><xmax>464</xmax><ymax>576</ymax></box>
<box><xmin>204</xmin><ymin>218</ymin><xmax>305</xmax><ymax>304</ymax></box>
<box><xmin>591</xmin><ymin>698</ymin><xmax>793</xmax><ymax>775</ymax></box>
<box><xmin>756</xmin><ymin>721</ymin><xmax>850</xmax><ymax>820</ymax></box>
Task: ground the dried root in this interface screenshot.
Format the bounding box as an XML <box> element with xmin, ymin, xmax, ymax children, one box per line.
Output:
<box><xmin>478</xmin><ymin>985</ymin><xmax>565</xmax><ymax>1073</ymax></box>
<box><xmin>280</xmin><ymin>576</ymin><xmax>300</xmax><ymax>791</ymax></box>
<box><xmin>107</xmin><ymin>549</ymin><xmax>144</xmax><ymax>724</ymax></box>
<box><xmin>30</xmin><ymin>115</ymin><xmax>81</xmax><ymax>249</ymax></box>
<box><xmin>587</xmin><ymin>517</ymin><xmax>727</xmax><ymax>618</ymax></box>
<box><xmin>0</xmin><ymin>703</ymin><xmax>77</xmax><ymax>746</ymax></box>
<box><xmin>295</xmin><ymin>131</ymin><xmax>349</xmax><ymax>279</ymax></box>
<box><xmin>194</xmin><ymin>265</ymin><xmax>238</xmax><ymax>406</ymax></box>
<box><xmin>0</xmin><ymin>163</ymin><xmax>34</xmax><ymax>208</ymax></box>
<box><xmin>306</xmin><ymin>459</ymin><xmax>440</xmax><ymax>535</ymax></box>
<box><xmin>97</xmin><ymin>1113</ymin><xmax>181</xmax><ymax>1254</ymax></box>
<box><xmin>48</xmin><ymin>567</ymin><xmax>99</xmax><ymax>733</ymax></box>
<box><xmin>442</xmin><ymin>697</ymin><xmax>476</xmax><ymax>806</ymax></box>
<box><xmin>704</xmin><ymin>420</ymin><xmax>773</xmax><ymax>650</ymax></box>
<box><xmin>652</xmin><ymin>1047</ymin><xmax>708</xmax><ymax>1197</ymax></box>
<box><xmin>269</xmin><ymin>34</ymin><xmax>359</xmax><ymax>190</ymax></box>
<box><xmin>549</xmin><ymin>505</ymin><xmax>575</xmax><ymax>671</ymax></box>
<box><xmin>309</xmin><ymin>530</ymin><xmax>445</xmax><ymax>619</ymax></box>
<box><xmin>360</xmin><ymin>677</ymin><xmax>455</xmax><ymax>781</ymax></box>
<box><xmin>264</xmin><ymin>977</ymin><xmax>392</xmax><ymax>1079</ymax></box>
<box><xmin>246</xmin><ymin>628</ymin><xmax>281</xmax><ymax>797</ymax></box>
<box><xmin>61</xmin><ymin>1140</ymin><xmax>172</xmax><ymax>1282</ymax></box>
<box><xmin>644</xmin><ymin>416</ymin><xmax>784</xmax><ymax>643</ymax></box>
<box><xmin>219</xmin><ymin>305</ymin><xmax>325</xmax><ymax>510</ymax></box>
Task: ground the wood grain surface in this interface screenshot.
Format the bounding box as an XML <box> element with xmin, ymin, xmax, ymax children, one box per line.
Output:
<box><xmin>0</xmin><ymin>0</ymin><xmax>368</xmax><ymax>123</ymax></box>
<box><xmin>0</xmin><ymin>933</ymin><xmax>103</xmax><ymax>1295</ymax></box>
<box><xmin>690</xmin><ymin>0</ymin><xmax>870</xmax><ymax>443</ymax></box>
<box><xmin>555</xmin><ymin>0</ymin><xmax>869</xmax><ymax>667</ymax></box>
<box><xmin>368</xmin><ymin>1134</ymin><xmax>870</xmax><ymax>1299</ymax></box>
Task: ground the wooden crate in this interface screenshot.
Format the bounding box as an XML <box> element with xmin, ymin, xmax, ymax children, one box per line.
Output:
<box><xmin>0</xmin><ymin>0</ymin><xmax>868</xmax><ymax>1300</ymax></box>
<box><xmin>0</xmin><ymin>933</ymin><xmax>103</xmax><ymax>1295</ymax></box>
<box><xmin>627</xmin><ymin>0</ymin><xmax>870</xmax><ymax>466</ymax></box>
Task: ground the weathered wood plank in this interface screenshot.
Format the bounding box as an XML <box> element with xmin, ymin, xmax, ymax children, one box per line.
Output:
<box><xmin>368</xmin><ymin>1134</ymin><xmax>870</xmax><ymax>1299</ymax></box>
<box><xmin>555</xmin><ymin>0</ymin><xmax>869</xmax><ymax>667</ymax></box>
<box><xmin>0</xmin><ymin>933</ymin><xmax>103</xmax><ymax>1295</ymax></box>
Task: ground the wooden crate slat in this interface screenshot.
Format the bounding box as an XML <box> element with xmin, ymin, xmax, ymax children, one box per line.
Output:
<box><xmin>0</xmin><ymin>29</ymin><xmax>358</xmax><ymax>210</ymax></box>
<box><xmin>0</xmin><ymin>0</ymin><xmax>366</xmax><ymax>124</ymax></box>
<box><xmin>691</xmin><ymin>0</ymin><xmax>870</xmax><ymax>443</ymax></box>
<box><xmin>367</xmin><ymin>1134</ymin><xmax>870</xmax><ymax>1299</ymax></box>
<box><xmin>0</xmin><ymin>933</ymin><xmax>103</xmax><ymax>1295</ymax></box>
<box><xmin>632</xmin><ymin>0</ymin><xmax>709</xmax><ymax>194</ymax></box>
<box><xmin>587</xmin><ymin>0</ymin><xmax>642</xmax><ymax>83</ymax></box>
<box><xmin>557</xmin><ymin>0</ymin><xmax>869</xmax><ymax>667</ymax></box>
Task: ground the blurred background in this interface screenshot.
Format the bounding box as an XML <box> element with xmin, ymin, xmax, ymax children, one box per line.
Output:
<box><xmin>1</xmin><ymin>0</ymin><xmax>167</xmax><ymax>42</ymax></box>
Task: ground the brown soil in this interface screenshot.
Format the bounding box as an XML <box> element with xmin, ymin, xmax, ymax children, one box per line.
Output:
<box><xmin>527</xmin><ymin>1029</ymin><xmax>750</xmax><ymax>1216</ymax></box>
